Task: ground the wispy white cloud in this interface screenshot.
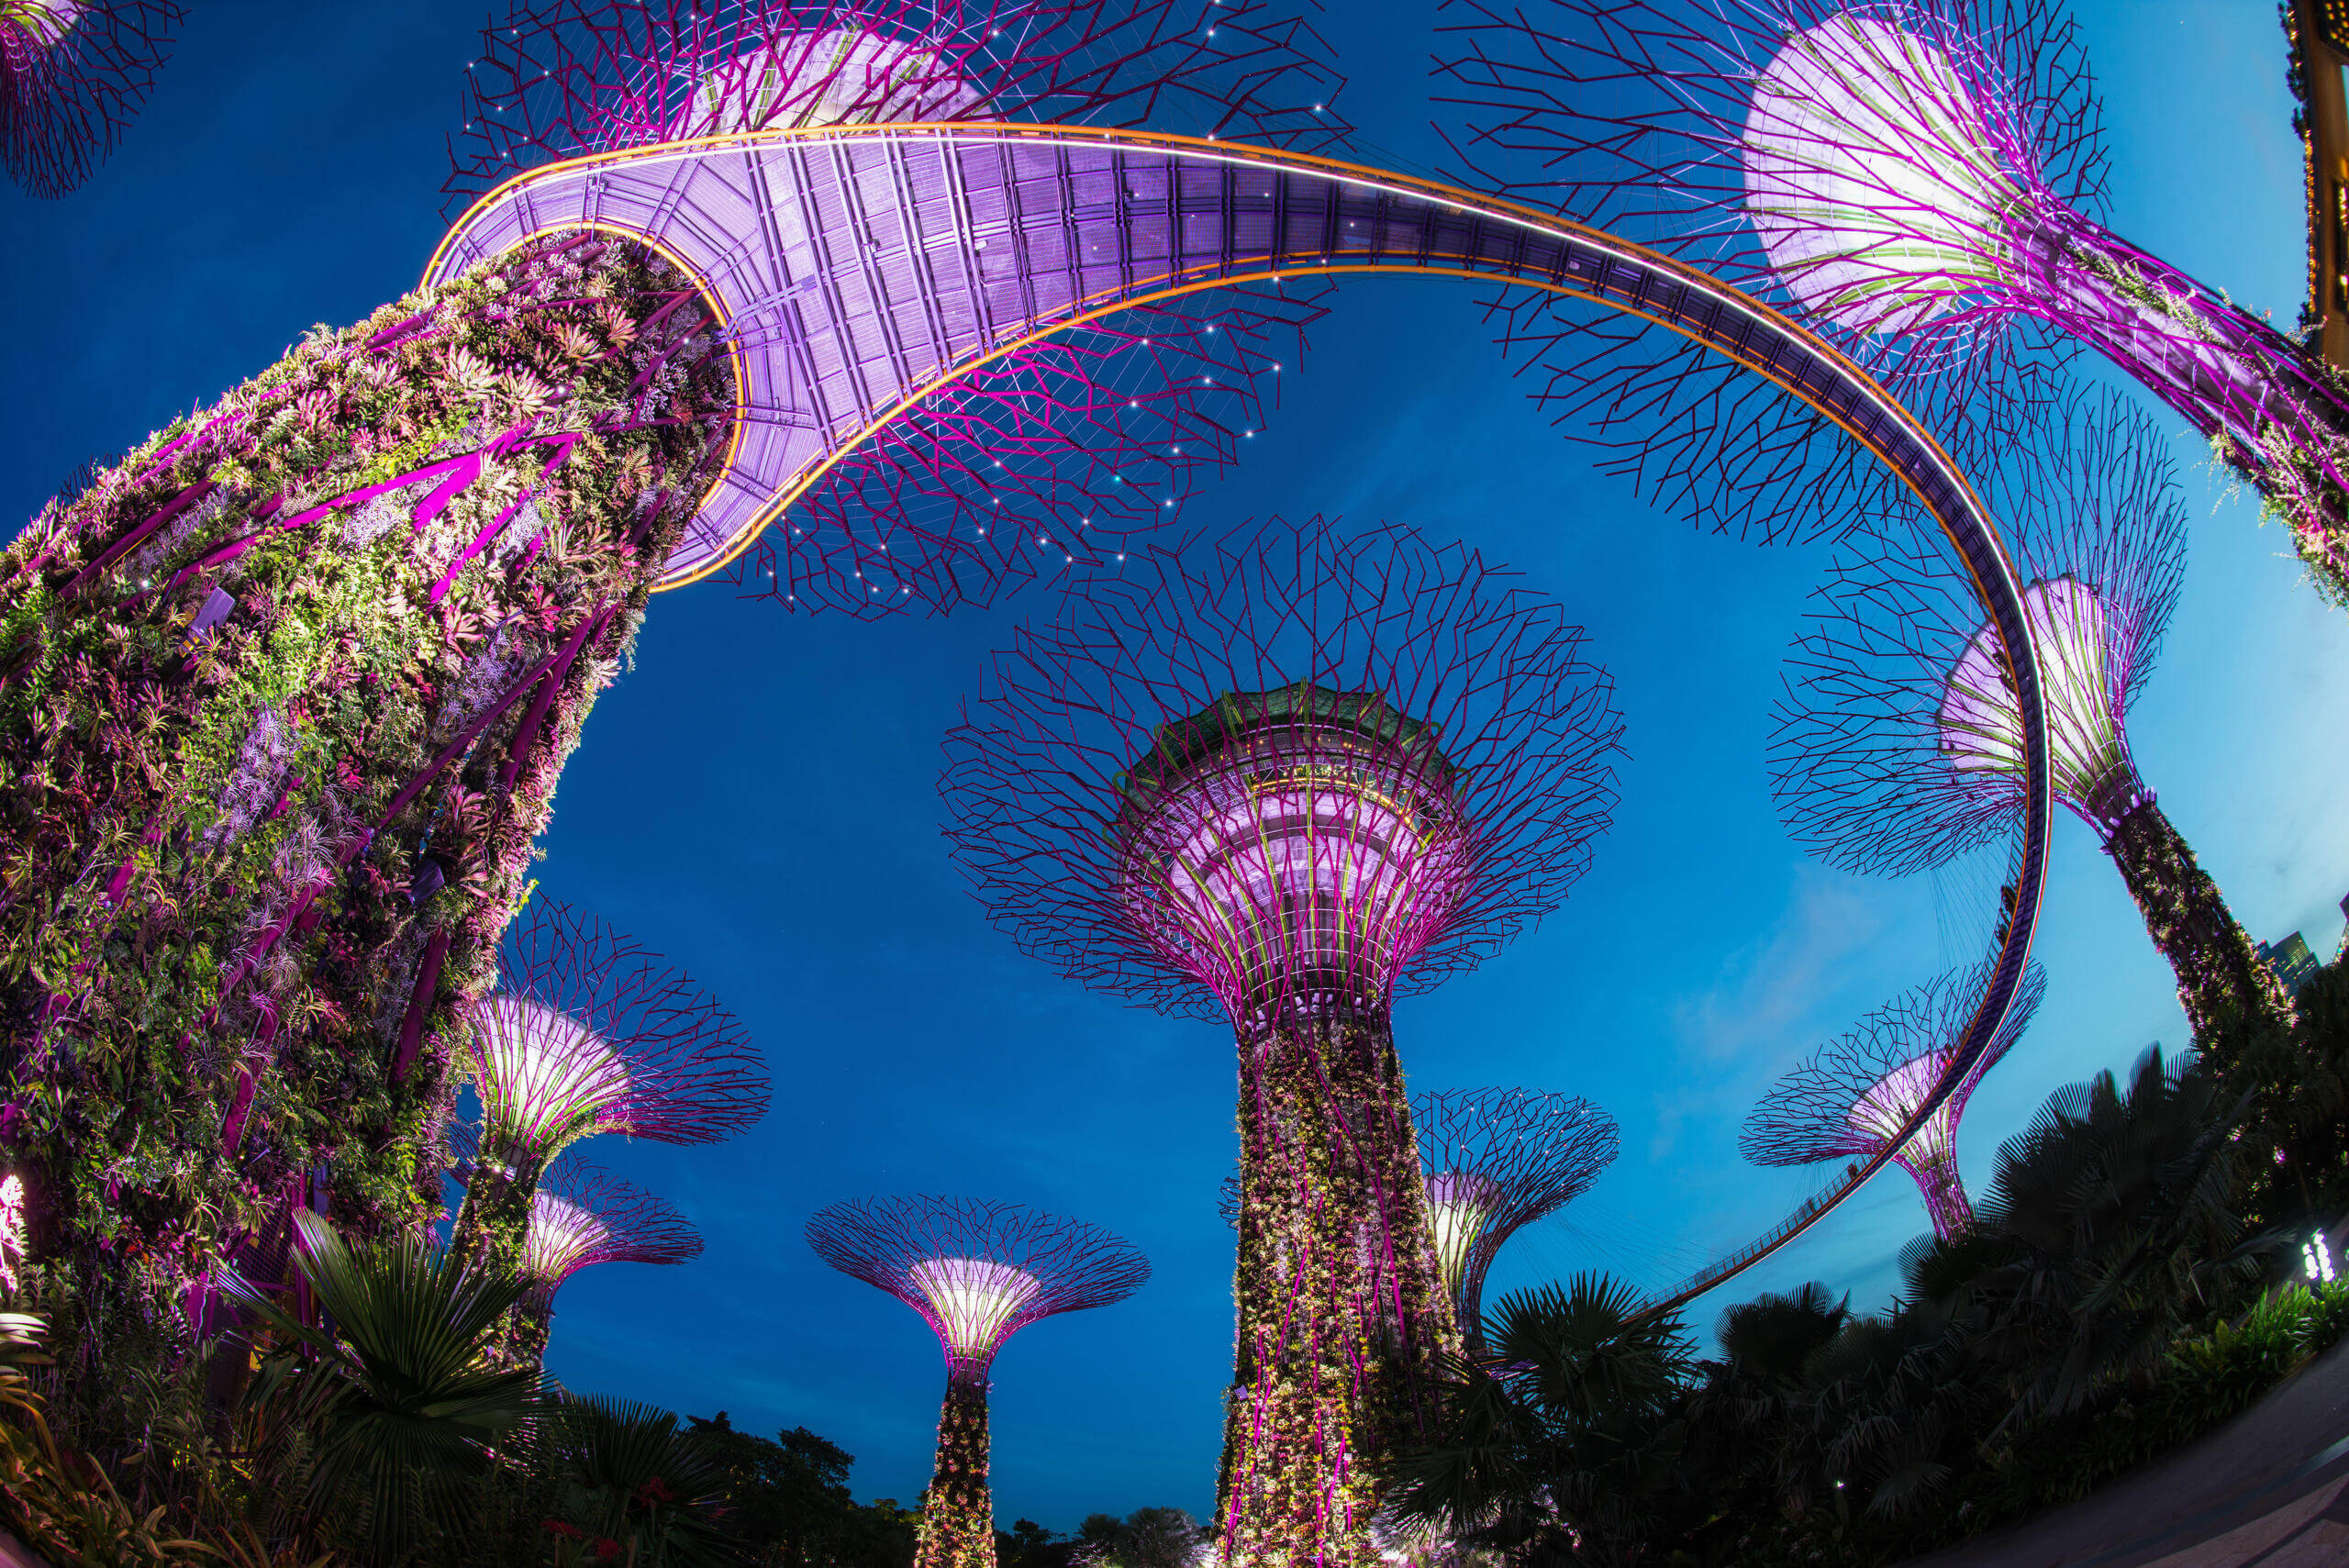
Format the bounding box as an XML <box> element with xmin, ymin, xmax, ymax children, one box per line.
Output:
<box><xmin>1640</xmin><ymin>870</ymin><xmax>1887</xmax><ymax>1161</ymax></box>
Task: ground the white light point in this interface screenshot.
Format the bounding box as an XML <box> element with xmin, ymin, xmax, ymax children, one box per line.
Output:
<box><xmin>909</xmin><ymin>1256</ymin><xmax>1043</xmax><ymax>1360</ymax></box>
<box><xmin>1741</xmin><ymin>14</ymin><xmax>2021</xmax><ymax>335</ymax></box>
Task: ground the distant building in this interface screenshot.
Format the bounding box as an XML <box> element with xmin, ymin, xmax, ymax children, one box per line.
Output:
<box><xmin>2260</xmin><ymin>932</ymin><xmax>2323</xmax><ymax>995</ymax></box>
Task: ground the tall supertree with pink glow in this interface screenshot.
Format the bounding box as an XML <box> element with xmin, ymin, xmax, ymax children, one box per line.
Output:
<box><xmin>806</xmin><ymin>1196</ymin><xmax>1148</xmax><ymax>1568</ymax></box>
<box><xmin>1772</xmin><ymin>387</ymin><xmax>2294</xmax><ymax>1043</ymax></box>
<box><xmin>1743</xmin><ymin>962</ymin><xmax>2047</xmax><ymax>1237</ymax></box>
<box><xmin>1433</xmin><ymin>0</ymin><xmax>2349</xmax><ymax>600</ymax></box>
<box><xmin>941</xmin><ymin>517</ymin><xmax>1624</xmax><ymax>1568</ymax></box>
<box><xmin>445</xmin><ymin>0</ymin><xmax>1349</xmax><ymax>614</ymax></box>
<box><xmin>1415</xmin><ymin>1087</ymin><xmax>1616</xmax><ymax>1346</ymax></box>
<box><xmin>2</xmin><ymin>1</ymin><xmax>181</xmax><ymax>196</ymax></box>
<box><xmin>451</xmin><ymin>898</ymin><xmax>764</xmax><ymax>1281</ymax></box>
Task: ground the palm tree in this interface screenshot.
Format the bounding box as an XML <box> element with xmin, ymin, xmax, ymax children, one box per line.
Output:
<box><xmin>225</xmin><ymin>1209</ymin><xmax>541</xmax><ymax>1564</ymax></box>
<box><xmin>1686</xmin><ymin>1283</ymin><xmax>1849</xmax><ymax>1517</ymax></box>
<box><xmin>1903</xmin><ymin>1045</ymin><xmax>2270</xmax><ymax>1428</ymax></box>
<box><xmin>538</xmin><ymin>1396</ymin><xmax>737</xmax><ymax>1566</ymax></box>
<box><xmin>1384</xmin><ymin>1273</ymin><xmax>1695</xmax><ymax>1565</ymax></box>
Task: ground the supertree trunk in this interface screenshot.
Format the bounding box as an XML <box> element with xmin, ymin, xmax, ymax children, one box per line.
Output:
<box><xmin>1218</xmin><ymin>1010</ymin><xmax>1459</xmax><ymax>1568</ymax></box>
<box><xmin>452</xmin><ymin>1141</ymin><xmax>546</xmax><ymax>1280</ymax></box>
<box><xmin>1899</xmin><ymin>1148</ymin><xmax>1976</xmax><ymax>1240</ymax></box>
<box><xmin>2105</xmin><ymin>799</ymin><xmax>2296</xmax><ymax>1046</ymax></box>
<box><xmin>2017</xmin><ymin>209</ymin><xmax>2349</xmax><ymax>604</ymax></box>
<box><xmin>0</xmin><ymin>231</ymin><xmax>732</xmax><ymax>1362</ymax></box>
<box><xmin>916</xmin><ymin>1372</ymin><xmax>996</xmax><ymax>1568</ymax></box>
<box><xmin>508</xmin><ymin>1286</ymin><xmax>555</xmax><ymax>1374</ymax></box>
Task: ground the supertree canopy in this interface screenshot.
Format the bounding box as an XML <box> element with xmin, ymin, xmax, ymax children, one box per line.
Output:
<box><xmin>1414</xmin><ymin>1087</ymin><xmax>1617</xmax><ymax>1342</ymax></box>
<box><xmin>1742</xmin><ymin>962</ymin><xmax>2047</xmax><ymax>1237</ymax></box>
<box><xmin>1</xmin><ymin>0</ymin><xmax>180</xmax><ymax>196</ymax></box>
<box><xmin>440</xmin><ymin>0</ymin><xmax>1351</xmax><ymax>614</ymax></box>
<box><xmin>1432</xmin><ymin>0</ymin><xmax>2349</xmax><ymax>601</ymax></box>
<box><xmin>507</xmin><ymin>1151</ymin><xmax>701</xmax><ymax>1368</ymax></box>
<box><xmin>451</xmin><ymin>898</ymin><xmax>763</xmax><ymax>1281</ymax></box>
<box><xmin>1772</xmin><ymin>386</ymin><xmax>2294</xmax><ymax>1044</ymax></box>
<box><xmin>806</xmin><ymin>1195</ymin><xmax>1148</xmax><ymax>1568</ymax></box>
<box><xmin>941</xmin><ymin>517</ymin><xmax>1624</xmax><ymax>1567</ymax></box>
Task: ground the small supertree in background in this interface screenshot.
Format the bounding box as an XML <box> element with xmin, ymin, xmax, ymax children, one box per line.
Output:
<box><xmin>447</xmin><ymin>0</ymin><xmax>1350</xmax><ymax>613</ymax></box>
<box><xmin>509</xmin><ymin>1151</ymin><xmax>702</xmax><ymax>1370</ymax></box>
<box><xmin>941</xmin><ymin>517</ymin><xmax>1624</xmax><ymax>1567</ymax></box>
<box><xmin>1742</xmin><ymin>962</ymin><xmax>2048</xmax><ymax>1236</ymax></box>
<box><xmin>1415</xmin><ymin>1087</ymin><xmax>1617</xmax><ymax>1345</ymax></box>
<box><xmin>451</xmin><ymin>899</ymin><xmax>764</xmax><ymax>1283</ymax></box>
<box><xmin>1</xmin><ymin>0</ymin><xmax>181</xmax><ymax>196</ymax></box>
<box><xmin>806</xmin><ymin>1196</ymin><xmax>1149</xmax><ymax>1568</ymax></box>
<box><xmin>1772</xmin><ymin>386</ymin><xmax>2295</xmax><ymax>1043</ymax></box>
<box><xmin>1433</xmin><ymin>0</ymin><xmax>2349</xmax><ymax>600</ymax></box>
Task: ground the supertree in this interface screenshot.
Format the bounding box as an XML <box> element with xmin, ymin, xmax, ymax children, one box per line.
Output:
<box><xmin>508</xmin><ymin>1150</ymin><xmax>701</xmax><ymax>1369</ymax></box>
<box><xmin>940</xmin><ymin>517</ymin><xmax>1625</xmax><ymax>1567</ymax></box>
<box><xmin>1772</xmin><ymin>386</ymin><xmax>2295</xmax><ymax>1044</ymax></box>
<box><xmin>2</xmin><ymin>0</ymin><xmax>2067</xmax><ymax>1387</ymax></box>
<box><xmin>451</xmin><ymin>899</ymin><xmax>763</xmax><ymax>1283</ymax></box>
<box><xmin>1414</xmin><ymin>1087</ymin><xmax>1616</xmax><ymax>1344</ymax></box>
<box><xmin>1431</xmin><ymin>0</ymin><xmax>2349</xmax><ymax>601</ymax></box>
<box><xmin>1742</xmin><ymin>962</ymin><xmax>2047</xmax><ymax>1236</ymax></box>
<box><xmin>2</xmin><ymin>1</ymin><xmax>181</xmax><ymax>196</ymax></box>
<box><xmin>0</xmin><ymin>0</ymin><xmax>1338</xmax><ymax>1370</ymax></box>
<box><xmin>806</xmin><ymin>1196</ymin><xmax>1148</xmax><ymax>1568</ymax></box>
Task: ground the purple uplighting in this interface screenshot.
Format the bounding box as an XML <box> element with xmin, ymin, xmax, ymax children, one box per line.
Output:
<box><xmin>1773</xmin><ymin>385</ymin><xmax>2180</xmax><ymax>869</ymax></box>
<box><xmin>941</xmin><ymin>517</ymin><xmax>1625</xmax><ymax>1025</ymax></box>
<box><xmin>1414</xmin><ymin>1087</ymin><xmax>1618</xmax><ymax>1339</ymax></box>
<box><xmin>472</xmin><ymin>899</ymin><xmax>768</xmax><ymax>1161</ymax></box>
<box><xmin>805</xmin><ymin>1195</ymin><xmax>1148</xmax><ymax>1384</ymax></box>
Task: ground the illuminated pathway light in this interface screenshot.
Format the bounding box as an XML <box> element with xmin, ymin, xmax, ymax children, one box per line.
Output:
<box><xmin>451</xmin><ymin>899</ymin><xmax>764</xmax><ymax>1282</ymax></box>
<box><xmin>807</xmin><ymin>1195</ymin><xmax>1147</xmax><ymax>1568</ymax></box>
<box><xmin>1415</xmin><ymin>1087</ymin><xmax>1617</xmax><ymax>1347</ymax></box>
<box><xmin>1772</xmin><ymin>387</ymin><xmax>2294</xmax><ymax>1042</ymax></box>
<box><xmin>1435</xmin><ymin>0</ymin><xmax>2349</xmax><ymax>604</ymax></box>
<box><xmin>1743</xmin><ymin>962</ymin><xmax>2046</xmax><ymax>1237</ymax></box>
<box><xmin>941</xmin><ymin>517</ymin><xmax>1626</xmax><ymax>1566</ymax></box>
<box><xmin>2</xmin><ymin>0</ymin><xmax>180</xmax><ymax>196</ymax></box>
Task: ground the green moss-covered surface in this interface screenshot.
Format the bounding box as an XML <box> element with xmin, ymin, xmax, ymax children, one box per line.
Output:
<box><xmin>0</xmin><ymin>231</ymin><xmax>733</xmax><ymax>1376</ymax></box>
<box><xmin>2105</xmin><ymin>797</ymin><xmax>2296</xmax><ymax>1044</ymax></box>
<box><xmin>1217</xmin><ymin>1010</ymin><xmax>1458</xmax><ymax>1568</ymax></box>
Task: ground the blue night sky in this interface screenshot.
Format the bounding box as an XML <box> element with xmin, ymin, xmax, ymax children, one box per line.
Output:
<box><xmin>4</xmin><ymin>0</ymin><xmax>2344</xmax><ymax>1534</ymax></box>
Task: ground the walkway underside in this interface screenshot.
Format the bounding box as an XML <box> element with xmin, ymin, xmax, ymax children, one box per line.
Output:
<box><xmin>432</xmin><ymin>124</ymin><xmax>2055</xmax><ymax>1312</ymax></box>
